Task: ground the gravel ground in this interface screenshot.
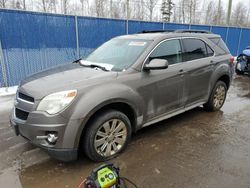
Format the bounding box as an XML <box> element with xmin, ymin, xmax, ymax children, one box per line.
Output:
<box><xmin>0</xmin><ymin>75</ymin><xmax>250</xmax><ymax>188</ymax></box>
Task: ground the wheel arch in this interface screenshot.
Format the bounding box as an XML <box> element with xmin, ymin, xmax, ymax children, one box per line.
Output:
<box><xmin>217</xmin><ymin>74</ymin><xmax>230</xmax><ymax>89</ymax></box>
<box><xmin>76</xmin><ymin>100</ymin><xmax>138</xmax><ymax>149</ymax></box>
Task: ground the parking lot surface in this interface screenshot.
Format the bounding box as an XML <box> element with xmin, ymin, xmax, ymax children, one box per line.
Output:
<box><xmin>0</xmin><ymin>75</ymin><xmax>250</xmax><ymax>188</ymax></box>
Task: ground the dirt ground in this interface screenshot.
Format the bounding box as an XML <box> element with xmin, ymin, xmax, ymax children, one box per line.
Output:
<box><xmin>0</xmin><ymin>75</ymin><xmax>250</xmax><ymax>188</ymax></box>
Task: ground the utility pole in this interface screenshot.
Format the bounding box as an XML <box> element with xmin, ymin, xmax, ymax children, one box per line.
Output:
<box><xmin>226</xmin><ymin>0</ymin><xmax>232</xmax><ymax>25</ymax></box>
<box><xmin>126</xmin><ymin>0</ymin><xmax>130</xmax><ymax>19</ymax></box>
<box><xmin>126</xmin><ymin>0</ymin><xmax>129</xmax><ymax>34</ymax></box>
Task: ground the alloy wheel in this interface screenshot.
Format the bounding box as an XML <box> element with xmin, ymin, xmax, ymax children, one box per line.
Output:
<box><xmin>94</xmin><ymin>118</ymin><xmax>127</xmax><ymax>157</ymax></box>
<box><xmin>213</xmin><ymin>85</ymin><xmax>226</xmax><ymax>109</ymax></box>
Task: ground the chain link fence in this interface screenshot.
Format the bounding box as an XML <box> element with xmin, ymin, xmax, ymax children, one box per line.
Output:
<box><xmin>0</xmin><ymin>9</ymin><xmax>250</xmax><ymax>87</ymax></box>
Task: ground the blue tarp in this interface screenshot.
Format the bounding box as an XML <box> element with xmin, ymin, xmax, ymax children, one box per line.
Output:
<box><xmin>77</xmin><ymin>17</ymin><xmax>126</xmax><ymax>57</ymax></box>
<box><xmin>1</xmin><ymin>9</ymin><xmax>250</xmax><ymax>86</ymax></box>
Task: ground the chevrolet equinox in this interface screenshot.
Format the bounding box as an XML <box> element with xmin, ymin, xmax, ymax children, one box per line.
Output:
<box><xmin>10</xmin><ymin>30</ymin><xmax>234</xmax><ymax>161</ymax></box>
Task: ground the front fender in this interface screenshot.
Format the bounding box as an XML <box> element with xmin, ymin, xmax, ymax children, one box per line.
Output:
<box><xmin>71</xmin><ymin>84</ymin><xmax>144</xmax><ymax>120</ymax></box>
<box><xmin>68</xmin><ymin>83</ymin><xmax>144</xmax><ymax>139</ymax></box>
<box><xmin>66</xmin><ymin>83</ymin><xmax>144</xmax><ymax>148</ymax></box>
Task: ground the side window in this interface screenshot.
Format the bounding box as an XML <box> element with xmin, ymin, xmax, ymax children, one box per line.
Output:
<box><xmin>206</xmin><ymin>44</ymin><xmax>214</xmax><ymax>57</ymax></box>
<box><xmin>149</xmin><ymin>39</ymin><xmax>182</xmax><ymax>65</ymax></box>
<box><xmin>182</xmin><ymin>39</ymin><xmax>207</xmax><ymax>61</ymax></box>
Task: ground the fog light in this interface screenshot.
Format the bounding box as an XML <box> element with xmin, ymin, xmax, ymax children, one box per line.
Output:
<box><xmin>47</xmin><ymin>133</ymin><xmax>58</xmax><ymax>144</ymax></box>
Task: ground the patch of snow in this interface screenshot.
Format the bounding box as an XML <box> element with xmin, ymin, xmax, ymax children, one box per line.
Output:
<box><xmin>0</xmin><ymin>86</ymin><xmax>18</xmax><ymax>97</ymax></box>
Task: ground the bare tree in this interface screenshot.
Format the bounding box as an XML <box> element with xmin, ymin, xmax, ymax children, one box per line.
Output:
<box><xmin>0</xmin><ymin>0</ymin><xmax>8</xmax><ymax>8</ymax></box>
<box><xmin>62</xmin><ymin>0</ymin><xmax>69</xmax><ymax>14</ymax></box>
<box><xmin>177</xmin><ymin>3</ymin><xmax>182</xmax><ymax>23</ymax></box>
<box><xmin>112</xmin><ymin>2</ymin><xmax>123</xmax><ymax>19</ymax></box>
<box><xmin>172</xmin><ymin>5</ymin><xmax>177</xmax><ymax>22</ymax></box>
<box><xmin>205</xmin><ymin>0</ymin><xmax>215</xmax><ymax>25</ymax></box>
<box><xmin>95</xmin><ymin>0</ymin><xmax>105</xmax><ymax>17</ymax></box>
<box><xmin>183</xmin><ymin>0</ymin><xmax>199</xmax><ymax>24</ymax></box>
<box><xmin>180</xmin><ymin>0</ymin><xmax>186</xmax><ymax>23</ymax></box>
<box><xmin>22</xmin><ymin>0</ymin><xmax>25</xmax><ymax>9</ymax></box>
<box><xmin>41</xmin><ymin>0</ymin><xmax>48</xmax><ymax>11</ymax></box>
<box><xmin>231</xmin><ymin>2</ymin><xmax>247</xmax><ymax>26</ymax></box>
<box><xmin>80</xmin><ymin>0</ymin><xmax>89</xmax><ymax>16</ymax></box>
<box><xmin>39</xmin><ymin>0</ymin><xmax>57</xmax><ymax>13</ymax></box>
<box><xmin>16</xmin><ymin>1</ymin><xmax>21</xmax><ymax>9</ymax></box>
<box><xmin>145</xmin><ymin>0</ymin><xmax>158</xmax><ymax>21</ymax></box>
<box><xmin>188</xmin><ymin>0</ymin><xmax>193</xmax><ymax>23</ymax></box>
<box><xmin>110</xmin><ymin>0</ymin><xmax>113</xmax><ymax>17</ymax></box>
<box><xmin>50</xmin><ymin>0</ymin><xmax>57</xmax><ymax>13</ymax></box>
<box><xmin>247</xmin><ymin>4</ymin><xmax>250</xmax><ymax>27</ymax></box>
<box><xmin>131</xmin><ymin>0</ymin><xmax>145</xmax><ymax>20</ymax></box>
<box><xmin>192</xmin><ymin>0</ymin><xmax>199</xmax><ymax>23</ymax></box>
<box><xmin>213</xmin><ymin>0</ymin><xmax>225</xmax><ymax>25</ymax></box>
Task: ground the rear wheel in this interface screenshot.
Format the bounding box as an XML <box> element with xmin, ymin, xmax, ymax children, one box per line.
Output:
<box><xmin>83</xmin><ymin>110</ymin><xmax>131</xmax><ymax>161</ymax></box>
<box><xmin>203</xmin><ymin>81</ymin><xmax>227</xmax><ymax>112</ymax></box>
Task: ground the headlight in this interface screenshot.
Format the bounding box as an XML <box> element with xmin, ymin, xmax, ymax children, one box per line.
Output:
<box><xmin>37</xmin><ymin>90</ymin><xmax>77</xmax><ymax>115</ymax></box>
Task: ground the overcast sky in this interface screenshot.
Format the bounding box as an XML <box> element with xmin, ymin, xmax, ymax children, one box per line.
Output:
<box><xmin>189</xmin><ymin>0</ymin><xmax>250</xmax><ymax>14</ymax></box>
<box><xmin>223</xmin><ymin>0</ymin><xmax>249</xmax><ymax>7</ymax></box>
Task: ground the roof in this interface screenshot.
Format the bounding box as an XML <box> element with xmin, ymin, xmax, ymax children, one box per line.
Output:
<box><xmin>116</xmin><ymin>32</ymin><xmax>220</xmax><ymax>41</ymax></box>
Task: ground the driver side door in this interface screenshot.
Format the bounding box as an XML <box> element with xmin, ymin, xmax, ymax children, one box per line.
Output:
<box><xmin>139</xmin><ymin>39</ymin><xmax>185</xmax><ymax>122</ymax></box>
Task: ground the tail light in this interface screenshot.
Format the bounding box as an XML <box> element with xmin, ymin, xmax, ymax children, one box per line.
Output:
<box><xmin>229</xmin><ymin>56</ymin><xmax>234</xmax><ymax>66</ymax></box>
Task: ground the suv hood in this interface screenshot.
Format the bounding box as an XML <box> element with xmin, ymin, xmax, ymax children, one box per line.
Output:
<box><xmin>19</xmin><ymin>63</ymin><xmax>117</xmax><ymax>99</ymax></box>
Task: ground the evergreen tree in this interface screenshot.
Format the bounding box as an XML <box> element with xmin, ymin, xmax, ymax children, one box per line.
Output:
<box><xmin>161</xmin><ymin>0</ymin><xmax>174</xmax><ymax>22</ymax></box>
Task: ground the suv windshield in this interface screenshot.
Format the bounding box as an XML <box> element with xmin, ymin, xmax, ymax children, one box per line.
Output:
<box><xmin>84</xmin><ymin>38</ymin><xmax>151</xmax><ymax>71</ymax></box>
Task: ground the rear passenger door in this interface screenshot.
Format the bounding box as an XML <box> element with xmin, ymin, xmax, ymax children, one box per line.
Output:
<box><xmin>181</xmin><ymin>38</ymin><xmax>214</xmax><ymax>107</ymax></box>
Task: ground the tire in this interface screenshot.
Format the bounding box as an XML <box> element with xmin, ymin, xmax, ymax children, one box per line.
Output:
<box><xmin>83</xmin><ymin>110</ymin><xmax>132</xmax><ymax>161</ymax></box>
<box><xmin>203</xmin><ymin>81</ymin><xmax>227</xmax><ymax>112</ymax></box>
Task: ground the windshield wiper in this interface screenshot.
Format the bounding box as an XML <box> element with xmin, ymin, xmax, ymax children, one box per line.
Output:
<box><xmin>74</xmin><ymin>59</ymin><xmax>110</xmax><ymax>71</ymax></box>
<box><xmin>80</xmin><ymin>63</ymin><xmax>109</xmax><ymax>72</ymax></box>
<box><xmin>72</xmin><ymin>58</ymin><xmax>82</xmax><ymax>64</ymax></box>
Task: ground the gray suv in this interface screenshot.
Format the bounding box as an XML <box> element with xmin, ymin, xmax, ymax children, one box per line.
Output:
<box><xmin>10</xmin><ymin>30</ymin><xmax>234</xmax><ymax>161</ymax></box>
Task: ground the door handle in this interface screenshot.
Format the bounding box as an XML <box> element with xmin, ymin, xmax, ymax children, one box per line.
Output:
<box><xmin>210</xmin><ymin>60</ymin><xmax>215</xmax><ymax>67</ymax></box>
<box><xmin>178</xmin><ymin>69</ymin><xmax>186</xmax><ymax>75</ymax></box>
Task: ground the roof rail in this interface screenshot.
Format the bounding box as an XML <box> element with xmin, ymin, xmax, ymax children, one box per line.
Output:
<box><xmin>139</xmin><ymin>30</ymin><xmax>174</xmax><ymax>33</ymax></box>
<box><xmin>138</xmin><ymin>29</ymin><xmax>213</xmax><ymax>34</ymax></box>
<box><xmin>174</xmin><ymin>29</ymin><xmax>212</xmax><ymax>34</ymax></box>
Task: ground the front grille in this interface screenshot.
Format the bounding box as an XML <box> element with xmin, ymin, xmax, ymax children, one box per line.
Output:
<box><xmin>15</xmin><ymin>108</ymin><xmax>29</xmax><ymax>121</ymax></box>
<box><xmin>18</xmin><ymin>92</ymin><xmax>34</xmax><ymax>103</ymax></box>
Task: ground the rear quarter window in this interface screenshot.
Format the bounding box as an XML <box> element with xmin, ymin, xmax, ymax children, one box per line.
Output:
<box><xmin>182</xmin><ymin>38</ymin><xmax>213</xmax><ymax>61</ymax></box>
<box><xmin>209</xmin><ymin>38</ymin><xmax>230</xmax><ymax>55</ymax></box>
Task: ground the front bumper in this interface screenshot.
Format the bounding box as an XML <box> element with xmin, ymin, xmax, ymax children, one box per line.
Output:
<box><xmin>10</xmin><ymin>109</ymin><xmax>81</xmax><ymax>161</ymax></box>
<box><xmin>236</xmin><ymin>61</ymin><xmax>250</xmax><ymax>72</ymax></box>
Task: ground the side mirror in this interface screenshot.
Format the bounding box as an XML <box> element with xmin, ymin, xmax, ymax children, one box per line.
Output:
<box><xmin>143</xmin><ymin>59</ymin><xmax>168</xmax><ymax>70</ymax></box>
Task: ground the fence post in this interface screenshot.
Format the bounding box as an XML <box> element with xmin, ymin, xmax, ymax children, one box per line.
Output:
<box><xmin>225</xmin><ymin>26</ymin><xmax>229</xmax><ymax>44</ymax></box>
<box><xmin>75</xmin><ymin>15</ymin><xmax>80</xmax><ymax>59</ymax></box>
<box><xmin>126</xmin><ymin>19</ymin><xmax>129</xmax><ymax>34</ymax></box>
<box><xmin>209</xmin><ymin>25</ymin><xmax>212</xmax><ymax>32</ymax></box>
<box><xmin>237</xmin><ymin>27</ymin><xmax>243</xmax><ymax>56</ymax></box>
<box><xmin>0</xmin><ymin>40</ymin><xmax>8</xmax><ymax>88</ymax></box>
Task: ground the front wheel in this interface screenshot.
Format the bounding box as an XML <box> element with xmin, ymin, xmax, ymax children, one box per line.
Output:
<box><xmin>203</xmin><ymin>81</ymin><xmax>227</xmax><ymax>112</ymax></box>
<box><xmin>83</xmin><ymin>110</ymin><xmax>132</xmax><ymax>161</ymax></box>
